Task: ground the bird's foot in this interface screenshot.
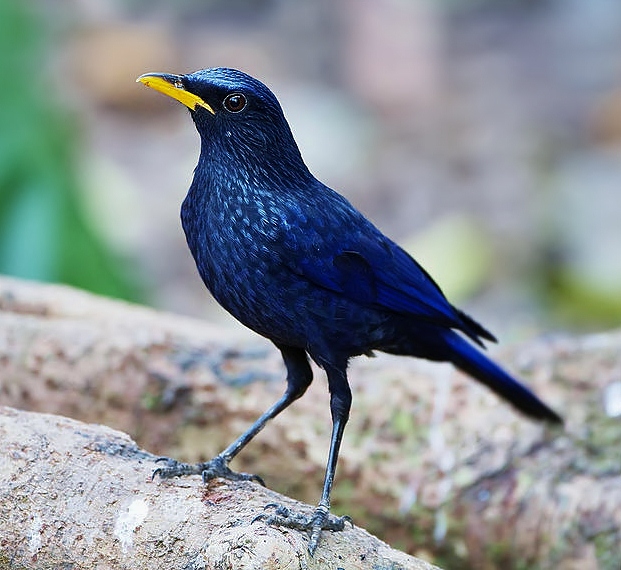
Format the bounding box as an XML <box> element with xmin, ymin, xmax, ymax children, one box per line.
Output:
<box><xmin>152</xmin><ymin>456</ymin><xmax>265</xmax><ymax>486</ymax></box>
<box><xmin>253</xmin><ymin>503</ymin><xmax>352</xmax><ymax>555</ymax></box>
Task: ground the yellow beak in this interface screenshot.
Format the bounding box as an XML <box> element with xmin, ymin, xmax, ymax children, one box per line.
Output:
<box><xmin>136</xmin><ymin>73</ymin><xmax>215</xmax><ymax>114</ymax></box>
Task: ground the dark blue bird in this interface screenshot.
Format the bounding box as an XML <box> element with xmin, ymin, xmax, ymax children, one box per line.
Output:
<box><xmin>138</xmin><ymin>68</ymin><xmax>562</xmax><ymax>554</ymax></box>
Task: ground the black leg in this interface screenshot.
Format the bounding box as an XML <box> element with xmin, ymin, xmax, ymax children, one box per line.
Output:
<box><xmin>254</xmin><ymin>362</ymin><xmax>353</xmax><ymax>555</ymax></box>
<box><xmin>308</xmin><ymin>363</ymin><xmax>352</xmax><ymax>553</ymax></box>
<box><xmin>153</xmin><ymin>345</ymin><xmax>313</xmax><ymax>483</ymax></box>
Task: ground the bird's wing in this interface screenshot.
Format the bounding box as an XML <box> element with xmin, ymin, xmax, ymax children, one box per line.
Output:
<box><xmin>296</xmin><ymin>231</ymin><xmax>495</xmax><ymax>344</ymax></box>
<box><xmin>295</xmin><ymin>229</ymin><xmax>458</xmax><ymax>324</ymax></box>
<box><xmin>271</xmin><ymin>186</ymin><xmax>495</xmax><ymax>343</ymax></box>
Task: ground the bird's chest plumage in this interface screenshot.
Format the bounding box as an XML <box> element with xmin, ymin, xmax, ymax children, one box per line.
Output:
<box><xmin>180</xmin><ymin>175</ymin><xmax>393</xmax><ymax>358</ymax></box>
<box><xmin>181</xmin><ymin>183</ymin><xmax>318</xmax><ymax>342</ymax></box>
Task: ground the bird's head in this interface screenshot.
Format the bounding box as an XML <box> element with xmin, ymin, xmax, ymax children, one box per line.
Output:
<box><xmin>137</xmin><ymin>67</ymin><xmax>311</xmax><ymax>186</ymax></box>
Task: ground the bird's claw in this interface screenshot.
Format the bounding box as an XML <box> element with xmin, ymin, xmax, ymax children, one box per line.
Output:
<box><xmin>253</xmin><ymin>503</ymin><xmax>352</xmax><ymax>554</ymax></box>
<box><xmin>152</xmin><ymin>457</ymin><xmax>203</xmax><ymax>480</ymax></box>
<box><xmin>151</xmin><ymin>455</ymin><xmax>265</xmax><ymax>486</ymax></box>
<box><xmin>200</xmin><ymin>456</ymin><xmax>266</xmax><ymax>486</ymax></box>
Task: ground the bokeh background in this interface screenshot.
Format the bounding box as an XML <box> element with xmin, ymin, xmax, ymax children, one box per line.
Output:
<box><xmin>2</xmin><ymin>0</ymin><xmax>621</xmax><ymax>339</ymax></box>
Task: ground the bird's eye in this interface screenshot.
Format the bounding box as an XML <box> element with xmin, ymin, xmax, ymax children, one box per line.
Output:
<box><xmin>223</xmin><ymin>93</ymin><xmax>247</xmax><ymax>113</ymax></box>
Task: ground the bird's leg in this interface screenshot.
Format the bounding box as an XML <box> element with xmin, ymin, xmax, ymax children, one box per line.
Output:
<box><xmin>255</xmin><ymin>364</ymin><xmax>353</xmax><ymax>555</ymax></box>
<box><xmin>153</xmin><ymin>346</ymin><xmax>313</xmax><ymax>484</ymax></box>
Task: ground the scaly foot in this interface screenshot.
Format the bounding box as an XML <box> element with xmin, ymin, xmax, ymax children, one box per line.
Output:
<box><xmin>152</xmin><ymin>455</ymin><xmax>265</xmax><ymax>486</ymax></box>
<box><xmin>253</xmin><ymin>503</ymin><xmax>352</xmax><ymax>555</ymax></box>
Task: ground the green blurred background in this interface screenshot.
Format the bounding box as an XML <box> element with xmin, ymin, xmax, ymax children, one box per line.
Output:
<box><xmin>1</xmin><ymin>0</ymin><xmax>621</xmax><ymax>335</ymax></box>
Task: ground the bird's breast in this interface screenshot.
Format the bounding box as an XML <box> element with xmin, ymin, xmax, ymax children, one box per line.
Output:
<box><xmin>179</xmin><ymin>181</ymin><xmax>393</xmax><ymax>356</ymax></box>
<box><xmin>181</xmin><ymin>186</ymin><xmax>301</xmax><ymax>327</ymax></box>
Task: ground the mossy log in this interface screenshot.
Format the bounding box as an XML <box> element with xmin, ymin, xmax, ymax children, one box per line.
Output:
<box><xmin>0</xmin><ymin>406</ymin><xmax>438</xmax><ymax>569</ymax></box>
<box><xmin>0</xmin><ymin>276</ymin><xmax>619</xmax><ymax>568</ymax></box>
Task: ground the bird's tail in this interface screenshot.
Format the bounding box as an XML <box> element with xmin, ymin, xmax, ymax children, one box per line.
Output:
<box><xmin>443</xmin><ymin>332</ymin><xmax>562</xmax><ymax>424</ymax></box>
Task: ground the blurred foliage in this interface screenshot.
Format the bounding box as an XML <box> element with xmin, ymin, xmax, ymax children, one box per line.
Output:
<box><xmin>403</xmin><ymin>214</ymin><xmax>493</xmax><ymax>303</ymax></box>
<box><xmin>534</xmin><ymin>148</ymin><xmax>621</xmax><ymax>329</ymax></box>
<box><xmin>0</xmin><ymin>0</ymin><xmax>143</xmax><ymax>301</ymax></box>
<box><xmin>538</xmin><ymin>255</ymin><xmax>621</xmax><ymax>329</ymax></box>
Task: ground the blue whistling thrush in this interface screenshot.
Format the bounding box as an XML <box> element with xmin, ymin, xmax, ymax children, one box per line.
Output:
<box><xmin>138</xmin><ymin>68</ymin><xmax>562</xmax><ymax>555</ymax></box>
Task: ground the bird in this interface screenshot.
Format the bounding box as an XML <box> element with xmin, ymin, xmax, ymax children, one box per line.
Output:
<box><xmin>137</xmin><ymin>67</ymin><xmax>562</xmax><ymax>554</ymax></box>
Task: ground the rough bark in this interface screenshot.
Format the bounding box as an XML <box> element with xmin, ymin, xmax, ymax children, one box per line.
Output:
<box><xmin>0</xmin><ymin>406</ymin><xmax>438</xmax><ymax>570</ymax></box>
<box><xmin>0</xmin><ymin>276</ymin><xmax>620</xmax><ymax>569</ymax></box>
